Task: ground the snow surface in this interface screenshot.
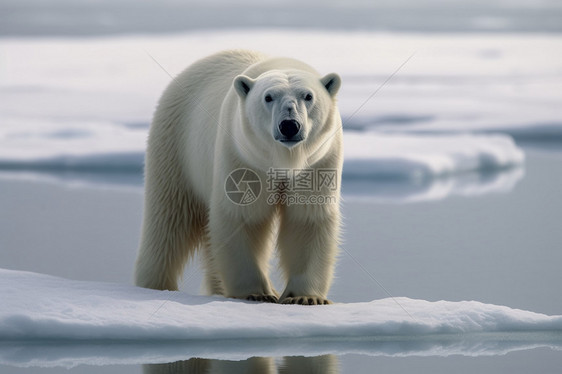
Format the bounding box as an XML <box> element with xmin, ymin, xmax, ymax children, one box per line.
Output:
<box><xmin>1</xmin><ymin>268</ymin><xmax>561</xmax><ymax>367</ymax></box>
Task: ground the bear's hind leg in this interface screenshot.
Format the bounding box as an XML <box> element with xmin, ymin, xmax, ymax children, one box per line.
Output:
<box><xmin>135</xmin><ymin>184</ymin><xmax>206</xmax><ymax>291</ymax></box>
<box><xmin>201</xmin><ymin>242</ymin><xmax>225</xmax><ymax>296</ymax></box>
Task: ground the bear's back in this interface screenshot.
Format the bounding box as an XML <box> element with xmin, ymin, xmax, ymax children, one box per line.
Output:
<box><xmin>182</xmin><ymin>50</ymin><xmax>267</xmax><ymax>100</ymax></box>
<box><xmin>150</xmin><ymin>50</ymin><xmax>267</xmax><ymax>203</ymax></box>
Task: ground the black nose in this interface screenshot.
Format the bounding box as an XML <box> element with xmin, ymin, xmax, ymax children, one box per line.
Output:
<box><xmin>278</xmin><ymin>119</ymin><xmax>301</xmax><ymax>138</ymax></box>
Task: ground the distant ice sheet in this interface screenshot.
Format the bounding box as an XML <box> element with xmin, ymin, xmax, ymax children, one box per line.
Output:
<box><xmin>0</xmin><ymin>268</ymin><xmax>561</xmax><ymax>367</ymax></box>
<box><xmin>2</xmin><ymin>30</ymin><xmax>555</xmax><ymax>198</ymax></box>
<box><xmin>0</xmin><ymin>119</ymin><xmax>526</xmax><ymax>200</ymax></box>
<box><xmin>1</xmin><ymin>31</ymin><xmax>561</xmax><ymax>142</ymax></box>
<box><xmin>0</xmin><ymin>124</ymin><xmax>525</xmax><ymax>176</ymax></box>
<box><xmin>0</xmin><ymin>128</ymin><xmax>526</xmax><ymax>201</ymax></box>
<box><xmin>343</xmin><ymin>132</ymin><xmax>524</xmax><ymax>180</ymax></box>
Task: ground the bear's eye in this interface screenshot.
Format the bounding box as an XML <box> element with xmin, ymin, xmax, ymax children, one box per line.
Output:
<box><xmin>304</xmin><ymin>93</ymin><xmax>313</xmax><ymax>101</ymax></box>
<box><xmin>264</xmin><ymin>94</ymin><xmax>273</xmax><ymax>103</ymax></box>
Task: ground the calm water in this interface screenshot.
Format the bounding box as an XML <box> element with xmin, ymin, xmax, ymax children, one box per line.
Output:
<box><xmin>1</xmin><ymin>149</ymin><xmax>561</xmax><ymax>373</ymax></box>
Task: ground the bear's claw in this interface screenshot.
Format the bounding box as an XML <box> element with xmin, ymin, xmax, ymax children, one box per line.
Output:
<box><xmin>245</xmin><ymin>294</ymin><xmax>279</xmax><ymax>303</ymax></box>
<box><xmin>281</xmin><ymin>296</ymin><xmax>332</xmax><ymax>305</ymax></box>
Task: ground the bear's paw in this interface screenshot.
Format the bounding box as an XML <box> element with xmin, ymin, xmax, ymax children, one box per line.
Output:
<box><xmin>281</xmin><ymin>296</ymin><xmax>332</xmax><ymax>305</ymax></box>
<box><xmin>245</xmin><ymin>294</ymin><xmax>279</xmax><ymax>303</ymax></box>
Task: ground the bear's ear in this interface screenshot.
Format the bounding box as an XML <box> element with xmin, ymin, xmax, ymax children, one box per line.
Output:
<box><xmin>320</xmin><ymin>73</ymin><xmax>342</xmax><ymax>97</ymax></box>
<box><xmin>233</xmin><ymin>75</ymin><xmax>255</xmax><ymax>99</ymax></box>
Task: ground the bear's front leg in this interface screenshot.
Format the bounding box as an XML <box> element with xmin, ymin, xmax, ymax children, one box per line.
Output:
<box><xmin>278</xmin><ymin>204</ymin><xmax>340</xmax><ymax>305</ymax></box>
<box><xmin>209</xmin><ymin>205</ymin><xmax>278</xmax><ymax>302</ymax></box>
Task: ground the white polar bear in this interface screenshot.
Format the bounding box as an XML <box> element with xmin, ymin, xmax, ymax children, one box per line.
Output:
<box><xmin>134</xmin><ymin>50</ymin><xmax>343</xmax><ymax>305</ymax></box>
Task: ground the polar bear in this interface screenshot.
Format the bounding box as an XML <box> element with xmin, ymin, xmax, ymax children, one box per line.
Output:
<box><xmin>134</xmin><ymin>50</ymin><xmax>342</xmax><ymax>305</ymax></box>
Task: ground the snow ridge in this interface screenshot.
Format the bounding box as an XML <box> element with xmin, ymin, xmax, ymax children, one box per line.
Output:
<box><xmin>1</xmin><ymin>268</ymin><xmax>561</xmax><ymax>342</ymax></box>
<box><xmin>1</xmin><ymin>268</ymin><xmax>561</xmax><ymax>366</ymax></box>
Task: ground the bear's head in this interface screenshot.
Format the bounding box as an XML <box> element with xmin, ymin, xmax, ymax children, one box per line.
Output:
<box><xmin>233</xmin><ymin>69</ymin><xmax>341</xmax><ymax>169</ymax></box>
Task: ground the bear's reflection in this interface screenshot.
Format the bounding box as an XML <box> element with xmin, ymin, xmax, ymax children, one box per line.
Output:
<box><xmin>143</xmin><ymin>355</ymin><xmax>338</xmax><ymax>374</ymax></box>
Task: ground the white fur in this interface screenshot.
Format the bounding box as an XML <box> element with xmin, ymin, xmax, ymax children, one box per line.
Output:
<box><xmin>134</xmin><ymin>50</ymin><xmax>343</xmax><ymax>304</ymax></box>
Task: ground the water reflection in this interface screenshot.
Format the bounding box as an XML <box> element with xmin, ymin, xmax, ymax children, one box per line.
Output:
<box><xmin>342</xmin><ymin>166</ymin><xmax>524</xmax><ymax>203</ymax></box>
<box><xmin>143</xmin><ymin>355</ymin><xmax>338</xmax><ymax>374</ymax></box>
